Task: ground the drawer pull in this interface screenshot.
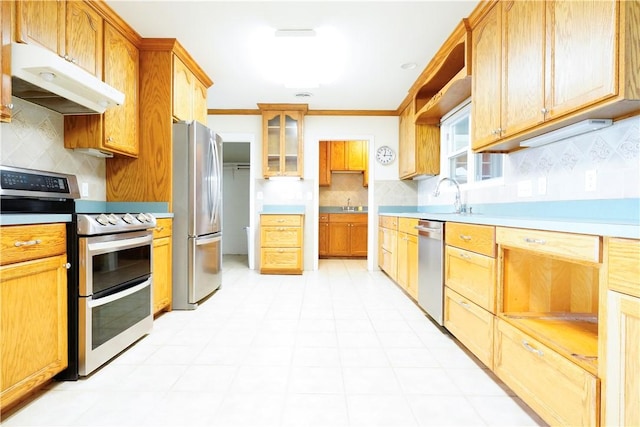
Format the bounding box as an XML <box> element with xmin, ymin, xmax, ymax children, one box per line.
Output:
<box><xmin>459</xmin><ymin>234</ymin><xmax>472</xmax><ymax>241</ymax></box>
<box><xmin>64</xmin><ymin>263</ymin><xmax>71</xmax><ymax>269</ymax></box>
<box><xmin>277</xmin><ymin>219</ymin><xmax>285</xmax><ymax>223</ymax></box>
<box><xmin>522</xmin><ymin>340</ymin><xmax>544</xmax><ymax>356</ymax></box>
<box><xmin>278</xmin><ymin>249</ymin><xmax>284</xmax><ymax>253</ymax></box>
<box><xmin>155</xmin><ymin>226</ymin><xmax>164</xmax><ymax>232</ymax></box>
<box><xmin>457</xmin><ymin>300</ymin><xmax>471</xmax><ymax>310</ymax></box>
<box><xmin>459</xmin><ymin>252</ymin><xmax>471</xmax><ymax>260</ymax></box>
<box><xmin>571</xmin><ymin>353</ymin><xmax>597</xmax><ymax>361</ymax></box>
<box><xmin>524</xmin><ymin>237</ymin><xmax>546</xmax><ymax>245</ymax></box>
<box><xmin>14</xmin><ymin>239</ymin><xmax>42</xmax><ymax>247</ymax></box>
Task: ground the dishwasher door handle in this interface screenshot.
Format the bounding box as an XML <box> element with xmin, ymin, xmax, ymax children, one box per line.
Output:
<box><xmin>415</xmin><ymin>225</ymin><xmax>442</xmax><ymax>234</ymax></box>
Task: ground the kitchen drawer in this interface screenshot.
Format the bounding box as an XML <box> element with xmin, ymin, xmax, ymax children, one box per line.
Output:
<box><xmin>493</xmin><ymin>318</ymin><xmax>599</xmax><ymax>426</ymax></box>
<box><xmin>1</xmin><ymin>224</ymin><xmax>66</xmax><ymax>266</ymax></box>
<box><xmin>261</xmin><ymin>227</ymin><xmax>302</xmax><ymax>247</ymax></box>
<box><xmin>445</xmin><ymin>222</ymin><xmax>495</xmax><ymax>257</ymax></box>
<box><xmin>261</xmin><ymin>214</ymin><xmax>303</xmax><ymax>227</ymax></box>
<box><xmin>260</xmin><ymin>247</ymin><xmax>302</xmax><ymax>273</ymax></box>
<box><xmin>398</xmin><ymin>217</ymin><xmax>419</xmax><ymax>236</ymax></box>
<box><xmin>445</xmin><ymin>245</ymin><xmax>496</xmax><ymax>313</ymax></box>
<box><xmin>444</xmin><ymin>287</ymin><xmax>494</xmax><ymax>369</ymax></box>
<box><xmin>319</xmin><ymin>214</ymin><xmax>329</xmax><ymax>223</ymax></box>
<box><xmin>152</xmin><ymin>218</ymin><xmax>173</xmax><ymax>239</ymax></box>
<box><xmin>606</xmin><ymin>237</ymin><xmax>640</xmax><ymax>297</ymax></box>
<box><xmin>496</xmin><ymin>227</ymin><xmax>601</xmax><ymax>264</ymax></box>
<box><xmin>378</xmin><ymin>215</ymin><xmax>398</xmax><ymax>230</ymax></box>
<box><xmin>329</xmin><ymin>213</ymin><xmax>367</xmax><ymax>223</ymax></box>
<box><xmin>378</xmin><ymin>247</ymin><xmax>397</xmax><ymax>279</ymax></box>
<box><xmin>379</xmin><ymin>226</ymin><xmax>397</xmax><ymax>252</ymax></box>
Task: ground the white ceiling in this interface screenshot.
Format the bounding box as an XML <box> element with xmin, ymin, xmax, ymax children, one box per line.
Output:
<box><xmin>105</xmin><ymin>1</ymin><xmax>479</xmax><ymax>111</ymax></box>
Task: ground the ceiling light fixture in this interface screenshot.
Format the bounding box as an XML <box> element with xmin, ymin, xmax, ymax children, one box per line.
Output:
<box><xmin>401</xmin><ymin>62</ymin><xmax>417</xmax><ymax>70</ymax></box>
<box><xmin>295</xmin><ymin>92</ymin><xmax>313</xmax><ymax>98</ymax></box>
<box><xmin>520</xmin><ymin>119</ymin><xmax>613</xmax><ymax>148</ymax></box>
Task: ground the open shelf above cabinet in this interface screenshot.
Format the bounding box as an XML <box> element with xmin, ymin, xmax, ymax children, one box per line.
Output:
<box><xmin>413</xmin><ymin>19</ymin><xmax>471</xmax><ymax>125</ymax></box>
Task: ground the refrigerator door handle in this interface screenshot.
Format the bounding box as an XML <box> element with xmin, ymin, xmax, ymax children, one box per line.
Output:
<box><xmin>196</xmin><ymin>234</ymin><xmax>222</xmax><ymax>246</ymax></box>
<box><xmin>206</xmin><ymin>133</ymin><xmax>215</xmax><ymax>225</ymax></box>
<box><xmin>211</xmin><ymin>134</ymin><xmax>221</xmax><ymax>227</ymax></box>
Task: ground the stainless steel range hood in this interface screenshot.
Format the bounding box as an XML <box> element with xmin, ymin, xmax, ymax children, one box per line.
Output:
<box><xmin>11</xmin><ymin>43</ymin><xmax>125</xmax><ymax>115</ymax></box>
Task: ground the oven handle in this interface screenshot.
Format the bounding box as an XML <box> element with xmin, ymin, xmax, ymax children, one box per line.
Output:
<box><xmin>87</xmin><ymin>234</ymin><xmax>152</xmax><ymax>255</ymax></box>
<box><xmin>88</xmin><ymin>278</ymin><xmax>151</xmax><ymax>308</ymax></box>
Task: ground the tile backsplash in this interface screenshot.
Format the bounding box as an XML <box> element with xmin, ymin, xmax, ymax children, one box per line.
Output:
<box><xmin>319</xmin><ymin>173</ymin><xmax>368</xmax><ymax>207</ymax></box>
<box><xmin>418</xmin><ymin>115</ymin><xmax>640</xmax><ymax>207</ymax></box>
<box><xmin>1</xmin><ymin>98</ymin><xmax>106</xmax><ymax>200</ymax></box>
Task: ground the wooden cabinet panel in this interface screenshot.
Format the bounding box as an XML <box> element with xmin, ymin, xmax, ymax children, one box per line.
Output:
<box><xmin>261</xmin><ymin>227</ymin><xmax>302</xmax><ymax>248</ymax></box>
<box><xmin>445</xmin><ymin>222</ymin><xmax>495</xmax><ymax>257</ymax></box>
<box><xmin>261</xmin><ymin>214</ymin><xmax>302</xmax><ymax>227</ymax></box>
<box><xmin>605</xmin><ymin>290</ymin><xmax>640</xmax><ymax>427</ymax></box>
<box><xmin>324</xmin><ymin>213</ymin><xmax>367</xmax><ymax>257</ymax></box>
<box><xmin>1</xmin><ymin>254</ymin><xmax>68</xmax><ymax>411</ymax></box>
<box><xmin>496</xmin><ymin>227</ymin><xmax>601</xmax><ymax>264</ymax></box>
<box><xmin>330</xmin><ymin>141</ymin><xmax>346</xmax><ymax>170</ymax></box>
<box><xmin>319</xmin><ymin>141</ymin><xmax>331</xmax><ymax>187</ymax></box>
<box><xmin>471</xmin><ymin>2</ymin><xmax>501</xmax><ymax>149</ymax></box>
<box><xmin>444</xmin><ymin>287</ymin><xmax>494</xmax><ymax>368</ymax></box>
<box><xmin>193</xmin><ymin>78</ymin><xmax>208</xmax><ymax>125</ymax></box>
<box><xmin>260</xmin><ymin>248</ymin><xmax>302</xmax><ymax>273</ymax></box>
<box><xmin>346</xmin><ymin>140</ymin><xmax>367</xmax><ymax>171</ymax></box>
<box><xmin>102</xmin><ymin>22</ymin><xmax>139</xmax><ymax>157</ymax></box>
<box><xmin>172</xmin><ymin>55</ymin><xmax>193</xmax><ymax>121</ymax></box>
<box><xmin>350</xmin><ymin>222</ymin><xmax>368</xmax><ymax>257</ymax></box>
<box><xmin>445</xmin><ymin>246</ymin><xmax>496</xmax><ymax>313</ymax></box>
<box><xmin>15</xmin><ymin>0</ymin><xmax>65</xmax><ymax>54</ymax></box>
<box><xmin>494</xmin><ymin>318</ymin><xmax>599</xmax><ymax>427</ymax></box>
<box><xmin>65</xmin><ymin>1</ymin><xmax>103</xmax><ymax>78</ymax></box>
<box><xmin>328</xmin><ymin>222</ymin><xmax>350</xmax><ymax>256</ymax></box>
<box><xmin>1</xmin><ymin>0</ymin><xmax>12</xmax><ymax>123</ymax></box>
<box><xmin>545</xmin><ymin>0</ymin><xmax>617</xmax><ymax>120</ymax></box>
<box><xmin>606</xmin><ymin>237</ymin><xmax>640</xmax><ymax>298</ymax></box>
<box><xmin>398</xmin><ymin>102</ymin><xmax>440</xmax><ymax>179</ymax></box>
<box><xmin>1</xmin><ymin>223</ymin><xmax>66</xmax><ymax>266</ymax></box>
<box><xmin>501</xmin><ymin>0</ymin><xmax>545</xmax><ymax>138</ymax></box>
<box><xmin>397</xmin><ymin>231</ymin><xmax>418</xmax><ymax>299</ymax></box>
<box><xmin>378</xmin><ymin>216</ymin><xmax>398</xmax><ymax>280</ymax></box>
<box><xmin>397</xmin><ymin>217</ymin><xmax>418</xmax><ymax>236</ymax></box>
<box><xmin>152</xmin><ymin>218</ymin><xmax>172</xmax><ymax>315</ymax></box>
<box><xmin>379</xmin><ymin>215</ymin><xmax>398</xmax><ymax>231</ymax></box>
<box><xmin>318</xmin><ymin>217</ymin><xmax>329</xmax><ymax>257</ymax></box>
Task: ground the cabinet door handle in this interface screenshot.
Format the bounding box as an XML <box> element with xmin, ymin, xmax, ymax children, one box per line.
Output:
<box><xmin>14</xmin><ymin>239</ymin><xmax>42</xmax><ymax>247</ymax></box>
<box><xmin>541</xmin><ymin>107</ymin><xmax>549</xmax><ymax>115</ymax></box>
<box><xmin>459</xmin><ymin>234</ymin><xmax>472</xmax><ymax>241</ymax></box>
<box><xmin>457</xmin><ymin>300</ymin><xmax>471</xmax><ymax>310</ymax></box>
<box><xmin>155</xmin><ymin>226</ymin><xmax>164</xmax><ymax>232</ymax></box>
<box><xmin>522</xmin><ymin>340</ymin><xmax>544</xmax><ymax>357</ymax></box>
<box><xmin>64</xmin><ymin>263</ymin><xmax>71</xmax><ymax>269</ymax></box>
<box><xmin>4</xmin><ymin>103</ymin><xmax>13</xmax><ymax>110</ymax></box>
<box><xmin>459</xmin><ymin>252</ymin><xmax>471</xmax><ymax>260</ymax></box>
<box><xmin>523</xmin><ymin>237</ymin><xmax>546</xmax><ymax>245</ymax></box>
<box><xmin>106</xmin><ymin>136</ymin><xmax>114</xmax><ymax>142</ymax></box>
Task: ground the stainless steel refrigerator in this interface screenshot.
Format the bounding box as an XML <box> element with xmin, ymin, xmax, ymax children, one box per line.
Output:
<box><xmin>172</xmin><ymin>120</ymin><xmax>223</xmax><ymax>310</ymax></box>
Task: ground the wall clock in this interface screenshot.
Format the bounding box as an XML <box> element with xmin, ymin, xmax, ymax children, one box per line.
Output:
<box><xmin>376</xmin><ymin>145</ymin><xmax>396</xmax><ymax>165</ymax></box>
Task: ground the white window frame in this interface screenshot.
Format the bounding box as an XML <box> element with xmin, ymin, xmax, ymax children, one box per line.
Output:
<box><xmin>439</xmin><ymin>100</ymin><xmax>504</xmax><ymax>189</ymax></box>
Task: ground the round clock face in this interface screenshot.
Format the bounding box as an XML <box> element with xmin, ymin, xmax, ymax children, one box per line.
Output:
<box><xmin>376</xmin><ymin>146</ymin><xmax>396</xmax><ymax>165</ymax></box>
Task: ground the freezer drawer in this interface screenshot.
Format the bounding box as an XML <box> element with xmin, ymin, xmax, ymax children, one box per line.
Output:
<box><xmin>190</xmin><ymin>234</ymin><xmax>222</xmax><ymax>304</ymax></box>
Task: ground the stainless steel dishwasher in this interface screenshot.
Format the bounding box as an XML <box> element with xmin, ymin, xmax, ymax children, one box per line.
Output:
<box><xmin>416</xmin><ymin>220</ymin><xmax>445</xmax><ymax>325</ymax></box>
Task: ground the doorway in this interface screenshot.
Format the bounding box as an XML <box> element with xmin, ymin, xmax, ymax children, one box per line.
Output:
<box><xmin>222</xmin><ymin>141</ymin><xmax>250</xmax><ymax>264</ymax></box>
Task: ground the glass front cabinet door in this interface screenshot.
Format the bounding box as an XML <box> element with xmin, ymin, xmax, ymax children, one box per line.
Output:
<box><xmin>259</xmin><ymin>104</ymin><xmax>308</xmax><ymax>178</ymax></box>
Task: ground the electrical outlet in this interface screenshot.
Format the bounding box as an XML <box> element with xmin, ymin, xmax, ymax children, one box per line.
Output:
<box><xmin>81</xmin><ymin>182</ymin><xmax>89</xmax><ymax>197</ymax></box>
<box><xmin>537</xmin><ymin>177</ymin><xmax>547</xmax><ymax>195</ymax></box>
<box><xmin>585</xmin><ymin>170</ymin><xmax>597</xmax><ymax>192</ymax></box>
<box><xmin>517</xmin><ymin>180</ymin><xmax>532</xmax><ymax>197</ymax></box>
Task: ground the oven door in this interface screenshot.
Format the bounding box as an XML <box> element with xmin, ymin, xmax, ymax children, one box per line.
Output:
<box><xmin>78</xmin><ymin>230</ymin><xmax>153</xmax><ymax>376</ymax></box>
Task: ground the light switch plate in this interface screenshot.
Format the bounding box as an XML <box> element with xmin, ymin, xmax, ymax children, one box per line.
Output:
<box><xmin>81</xmin><ymin>182</ymin><xmax>89</xmax><ymax>197</ymax></box>
<box><xmin>537</xmin><ymin>177</ymin><xmax>547</xmax><ymax>195</ymax></box>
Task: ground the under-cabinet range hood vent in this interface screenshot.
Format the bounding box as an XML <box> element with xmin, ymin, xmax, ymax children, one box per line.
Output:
<box><xmin>10</xmin><ymin>42</ymin><xmax>125</xmax><ymax>115</ymax></box>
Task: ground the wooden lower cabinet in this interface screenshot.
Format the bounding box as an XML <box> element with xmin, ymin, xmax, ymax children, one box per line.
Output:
<box><xmin>444</xmin><ymin>245</ymin><xmax>496</xmax><ymax>313</ymax></box>
<box><xmin>1</xmin><ymin>223</ymin><xmax>68</xmax><ymax>412</ymax></box>
<box><xmin>152</xmin><ymin>218</ymin><xmax>172</xmax><ymax>315</ymax></box>
<box><xmin>494</xmin><ymin>318</ymin><xmax>599</xmax><ymax>426</ymax></box>
<box><xmin>397</xmin><ymin>218</ymin><xmax>418</xmax><ymax>299</ymax></box>
<box><xmin>318</xmin><ymin>214</ymin><xmax>329</xmax><ymax>257</ymax></box>
<box><xmin>444</xmin><ymin>287</ymin><xmax>494</xmax><ymax>368</ymax></box>
<box><xmin>378</xmin><ymin>215</ymin><xmax>398</xmax><ymax>280</ymax></box>
<box><xmin>260</xmin><ymin>214</ymin><xmax>304</xmax><ymax>274</ymax></box>
<box><xmin>326</xmin><ymin>213</ymin><xmax>367</xmax><ymax>257</ymax></box>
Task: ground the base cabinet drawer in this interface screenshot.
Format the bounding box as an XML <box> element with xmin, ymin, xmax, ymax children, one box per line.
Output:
<box><xmin>494</xmin><ymin>319</ymin><xmax>599</xmax><ymax>426</ymax></box>
<box><xmin>261</xmin><ymin>227</ymin><xmax>302</xmax><ymax>247</ymax></box>
<box><xmin>445</xmin><ymin>246</ymin><xmax>496</xmax><ymax>313</ymax></box>
<box><xmin>260</xmin><ymin>248</ymin><xmax>302</xmax><ymax>274</ymax></box>
<box><xmin>444</xmin><ymin>287</ymin><xmax>494</xmax><ymax>368</ymax></box>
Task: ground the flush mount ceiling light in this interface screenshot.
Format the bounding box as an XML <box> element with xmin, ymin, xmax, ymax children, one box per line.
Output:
<box><xmin>401</xmin><ymin>62</ymin><xmax>417</xmax><ymax>70</ymax></box>
<box><xmin>295</xmin><ymin>92</ymin><xmax>313</xmax><ymax>98</ymax></box>
<box><xmin>520</xmin><ymin>119</ymin><xmax>613</xmax><ymax>148</ymax></box>
<box><xmin>251</xmin><ymin>26</ymin><xmax>347</xmax><ymax>89</ymax></box>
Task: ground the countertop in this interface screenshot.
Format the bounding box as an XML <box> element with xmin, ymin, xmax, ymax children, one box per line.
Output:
<box><xmin>320</xmin><ymin>206</ymin><xmax>368</xmax><ymax>214</ymax></box>
<box><xmin>378</xmin><ymin>211</ymin><xmax>639</xmax><ymax>239</ymax></box>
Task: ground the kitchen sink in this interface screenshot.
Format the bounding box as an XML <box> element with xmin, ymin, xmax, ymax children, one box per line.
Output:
<box><xmin>342</xmin><ymin>206</ymin><xmax>356</xmax><ymax>212</ymax></box>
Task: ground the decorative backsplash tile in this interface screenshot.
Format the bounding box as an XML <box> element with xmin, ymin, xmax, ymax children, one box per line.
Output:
<box><xmin>319</xmin><ymin>173</ymin><xmax>368</xmax><ymax>206</ymax></box>
<box><xmin>418</xmin><ymin>115</ymin><xmax>640</xmax><ymax>205</ymax></box>
<box><xmin>1</xmin><ymin>98</ymin><xmax>106</xmax><ymax>200</ymax></box>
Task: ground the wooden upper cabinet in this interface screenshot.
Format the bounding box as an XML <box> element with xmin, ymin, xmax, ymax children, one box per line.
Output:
<box><xmin>330</xmin><ymin>140</ymin><xmax>367</xmax><ymax>171</ymax></box>
<box><xmin>471</xmin><ymin>2</ymin><xmax>502</xmax><ymax>150</ymax></box>
<box><xmin>544</xmin><ymin>0</ymin><xmax>617</xmax><ymax>120</ymax></box>
<box><xmin>398</xmin><ymin>102</ymin><xmax>440</xmax><ymax>179</ymax></box>
<box><xmin>65</xmin><ymin>0</ymin><xmax>103</xmax><ymax>78</ymax></box>
<box><xmin>193</xmin><ymin>78</ymin><xmax>208</xmax><ymax>124</ymax></box>
<box><xmin>103</xmin><ymin>22</ymin><xmax>139</xmax><ymax>156</ymax></box>
<box><xmin>472</xmin><ymin>0</ymin><xmax>640</xmax><ymax>152</ymax></box>
<box><xmin>259</xmin><ymin>104</ymin><xmax>307</xmax><ymax>178</ymax></box>
<box><xmin>173</xmin><ymin>55</ymin><xmax>194</xmax><ymax>121</ymax></box>
<box><xmin>319</xmin><ymin>141</ymin><xmax>331</xmax><ymax>187</ymax></box>
<box><xmin>501</xmin><ymin>0</ymin><xmax>545</xmax><ymax>140</ymax></box>
<box><xmin>15</xmin><ymin>0</ymin><xmax>65</xmax><ymax>54</ymax></box>
<box><xmin>1</xmin><ymin>0</ymin><xmax>11</xmax><ymax>123</ymax></box>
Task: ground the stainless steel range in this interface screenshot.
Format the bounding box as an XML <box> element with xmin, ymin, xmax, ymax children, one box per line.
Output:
<box><xmin>76</xmin><ymin>212</ymin><xmax>156</xmax><ymax>376</ymax></box>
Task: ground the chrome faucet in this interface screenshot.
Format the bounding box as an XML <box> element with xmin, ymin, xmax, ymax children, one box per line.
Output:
<box><xmin>347</xmin><ymin>198</ymin><xmax>351</xmax><ymax>208</ymax></box>
<box><xmin>433</xmin><ymin>177</ymin><xmax>463</xmax><ymax>213</ymax></box>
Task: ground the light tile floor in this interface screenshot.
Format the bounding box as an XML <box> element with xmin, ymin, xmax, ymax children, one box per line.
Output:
<box><xmin>3</xmin><ymin>256</ymin><xmax>547</xmax><ymax>427</ymax></box>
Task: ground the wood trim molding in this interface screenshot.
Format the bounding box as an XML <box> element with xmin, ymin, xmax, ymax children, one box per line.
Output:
<box><xmin>139</xmin><ymin>38</ymin><xmax>213</xmax><ymax>87</ymax></box>
<box><xmin>88</xmin><ymin>0</ymin><xmax>142</xmax><ymax>46</ymax></box>
<box><xmin>208</xmin><ymin>108</ymin><xmax>398</xmax><ymax>116</ymax></box>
